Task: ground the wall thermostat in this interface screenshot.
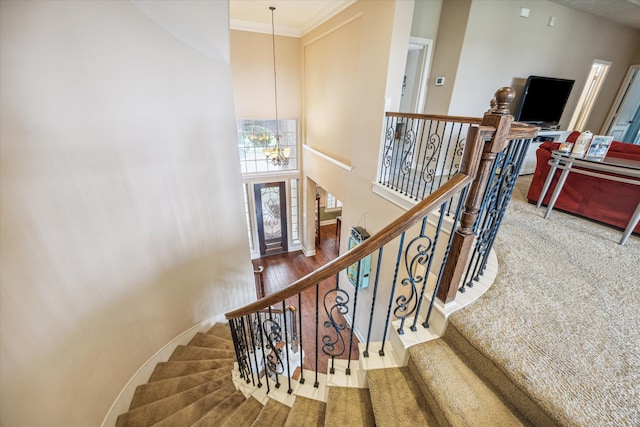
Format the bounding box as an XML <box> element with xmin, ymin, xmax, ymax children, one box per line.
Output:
<box><xmin>435</xmin><ymin>76</ymin><xmax>445</xmax><ymax>86</ymax></box>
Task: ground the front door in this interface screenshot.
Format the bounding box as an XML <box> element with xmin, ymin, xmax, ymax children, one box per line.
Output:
<box><xmin>254</xmin><ymin>182</ymin><xmax>288</xmax><ymax>256</ymax></box>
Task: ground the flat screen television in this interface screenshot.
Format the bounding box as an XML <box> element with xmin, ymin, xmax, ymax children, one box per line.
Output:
<box><xmin>514</xmin><ymin>76</ymin><xmax>575</xmax><ymax>129</ymax></box>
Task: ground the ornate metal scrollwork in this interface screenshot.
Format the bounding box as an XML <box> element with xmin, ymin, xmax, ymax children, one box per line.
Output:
<box><xmin>261</xmin><ymin>314</ymin><xmax>285</xmax><ymax>384</ymax></box>
<box><xmin>462</xmin><ymin>141</ymin><xmax>528</xmax><ymax>291</ymax></box>
<box><xmin>452</xmin><ymin>136</ymin><xmax>466</xmax><ymax>173</ymax></box>
<box><xmin>322</xmin><ymin>287</ymin><xmax>349</xmax><ymax>371</ymax></box>
<box><xmin>382</xmin><ymin>124</ymin><xmax>396</xmax><ymax>170</ymax></box>
<box><xmin>232</xmin><ymin>318</ymin><xmax>252</xmax><ymax>383</ymax></box>
<box><xmin>400</xmin><ymin>128</ymin><xmax>417</xmax><ymax>175</ymax></box>
<box><xmin>394</xmin><ymin>223</ymin><xmax>434</xmax><ymax>334</ymax></box>
<box><xmin>419</xmin><ymin>132</ymin><xmax>442</xmax><ymax>186</ymax></box>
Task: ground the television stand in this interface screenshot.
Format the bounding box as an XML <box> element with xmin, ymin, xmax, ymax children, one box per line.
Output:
<box><xmin>540</xmin><ymin>123</ymin><xmax>561</xmax><ymax>130</ymax></box>
<box><xmin>520</xmin><ymin>129</ymin><xmax>571</xmax><ymax>175</ymax></box>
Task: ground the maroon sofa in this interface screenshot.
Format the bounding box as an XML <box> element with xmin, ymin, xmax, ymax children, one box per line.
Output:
<box><xmin>527</xmin><ymin>131</ymin><xmax>640</xmax><ymax>234</ymax></box>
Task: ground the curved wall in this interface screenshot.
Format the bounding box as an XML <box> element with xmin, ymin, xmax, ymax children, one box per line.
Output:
<box><xmin>0</xmin><ymin>1</ymin><xmax>254</xmax><ymax>425</ymax></box>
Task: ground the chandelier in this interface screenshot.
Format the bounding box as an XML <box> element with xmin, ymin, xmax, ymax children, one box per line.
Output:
<box><xmin>263</xmin><ymin>6</ymin><xmax>290</xmax><ymax>166</ymax></box>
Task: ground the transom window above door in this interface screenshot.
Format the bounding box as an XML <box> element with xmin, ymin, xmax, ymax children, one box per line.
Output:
<box><xmin>237</xmin><ymin>119</ymin><xmax>297</xmax><ymax>174</ymax></box>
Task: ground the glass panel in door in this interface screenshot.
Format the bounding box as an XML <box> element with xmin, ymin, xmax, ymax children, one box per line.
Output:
<box><xmin>254</xmin><ymin>182</ymin><xmax>288</xmax><ymax>256</ymax></box>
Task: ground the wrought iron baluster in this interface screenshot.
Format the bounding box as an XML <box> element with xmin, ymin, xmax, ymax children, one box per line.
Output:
<box><xmin>475</xmin><ymin>139</ymin><xmax>527</xmax><ymax>277</ymax></box>
<box><xmin>297</xmin><ymin>293</ymin><xmax>305</xmax><ymax>384</ymax></box>
<box><xmin>233</xmin><ymin>317</ymin><xmax>251</xmax><ymax>384</ymax></box>
<box><xmin>435</xmin><ymin>121</ymin><xmax>454</xmax><ymax>190</ymax></box>
<box><xmin>380</xmin><ymin>116</ymin><xmax>396</xmax><ymax>187</ymax></box>
<box><xmin>346</xmin><ymin>264</ymin><xmax>361</xmax><ymax>375</ymax></box>
<box><xmin>255</xmin><ymin>311</ymin><xmax>270</xmax><ymax>394</ymax></box>
<box><xmin>416</xmin><ymin>119</ymin><xmax>435</xmax><ymax>200</ymax></box>
<box><xmin>228</xmin><ymin>320</ymin><xmax>244</xmax><ymax>381</ymax></box>
<box><xmin>408</xmin><ymin>119</ymin><xmax>428</xmax><ymax>199</ymax></box>
<box><xmin>323</xmin><ymin>273</ymin><xmax>348</xmax><ymax>375</ymax></box>
<box><xmin>395</xmin><ymin>217</ymin><xmax>434</xmax><ymax>334</ymax></box>
<box><xmin>444</xmin><ymin>124</ymin><xmax>466</xmax><ymax>216</ymax></box>
<box><xmin>390</xmin><ymin>118</ymin><xmax>405</xmax><ymax>191</ymax></box>
<box><xmin>241</xmin><ymin>316</ymin><xmax>256</xmax><ymax>386</ymax></box>
<box><xmin>461</xmin><ymin>138</ymin><xmax>530</xmax><ymax>291</ymax></box>
<box><xmin>314</xmin><ymin>283</ymin><xmax>319</xmax><ymax>388</ymax></box>
<box><xmin>419</xmin><ymin>121</ymin><xmax>443</xmax><ymax>200</ymax></box>
<box><xmin>398</xmin><ymin>118</ymin><xmax>418</xmax><ymax>195</ymax></box>
<box><xmin>281</xmin><ymin>302</ymin><xmax>293</xmax><ymax>394</ymax></box>
<box><xmin>247</xmin><ymin>313</ymin><xmax>262</xmax><ymax>388</ymax></box>
<box><xmin>263</xmin><ymin>306</ymin><xmax>283</xmax><ymax>388</ymax></box>
<box><xmin>411</xmin><ymin>201</ymin><xmax>448</xmax><ymax>331</ymax></box>
<box><xmin>364</xmin><ymin>247</ymin><xmax>384</xmax><ymax>358</ymax></box>
<box><xmin>380</xmin><ymin>231</ymin><xmax>406</xmax><ymax>356</ymax></box>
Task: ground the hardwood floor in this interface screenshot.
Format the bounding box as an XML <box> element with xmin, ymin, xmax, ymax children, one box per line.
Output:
<box><xmin>251</xmin><ymin>224</ymin><xmax>360</xmax><ymax>377</ymax></box>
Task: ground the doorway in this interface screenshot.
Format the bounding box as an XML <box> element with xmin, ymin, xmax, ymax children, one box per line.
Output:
<box><xmin>399</xmin><ymin>37</ymin><xmax>433</xmax><ymax>114</ymax></box>
<box><xmin>602</xmin><ymin>64</ymin><xmax>640</xmax><ymax>144</ymax></box>
<box><xmin>254</xmin><ymin>182</ymin><xmax>288</xmax><ymax>256</ymax></box>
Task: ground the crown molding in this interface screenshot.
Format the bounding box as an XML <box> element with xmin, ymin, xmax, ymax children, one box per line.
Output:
<box><xmin>298</xmin><ymin>0</ymin><xmax>356</xmax><ymax>36</ymax></box>
<box><xmin>230</xmin><ymin>0</ymin><xmax>356</xmax><ymax>38</ymax></box>
<box><xmin>230</xmin><ymin>19</ymin><xmax>300</xmax><ymax>37</ymax></box>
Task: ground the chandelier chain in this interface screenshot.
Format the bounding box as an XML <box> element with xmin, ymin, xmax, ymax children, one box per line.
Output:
<box><xmin>270</xmin><ymin>6</ymin><xmax>280</xmax><ymax>141</ymax></box>
<box><xmin>264</xmin><ymin>6</ymin><xmax>289</xmax><ymax>166</ymax></box>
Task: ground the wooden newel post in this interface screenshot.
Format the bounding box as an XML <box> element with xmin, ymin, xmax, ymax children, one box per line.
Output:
<box><xmin>436</xmin><ymin>87</ymin><xmax>515</xmax><ymax>304</ymax></box>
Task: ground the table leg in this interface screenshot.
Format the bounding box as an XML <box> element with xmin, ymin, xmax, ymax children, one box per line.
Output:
<box><xmin>537</xmin><ymin>158</ymin><xmax>560</xmax><ymax>208</ymax></box>
<box><xmin>619</xmin><ymin>202</ymin><xmax>640</xmax><ymax>246</ymax></box>
<box><xmin>544</xmin><ymin>166</ymin><xmax>571</xmax><ymax>219</ymax></box>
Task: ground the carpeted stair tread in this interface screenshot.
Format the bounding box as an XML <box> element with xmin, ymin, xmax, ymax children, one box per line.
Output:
<box><xmin>168</xmin><ymin>345</ymin><xmax>236</xmax><ymax>361</ymax></box>
<box><xmin>130</xmin><ymin>371</ymin><xmax>230</xmax><ymax>409</ymax></box>
<box><xmin>219</xmin><ymin>396</ymin><xmax>263</xmax><ymax>427</ymax></box>
<box><xmin>441</xmin><ymin>324</ymin><xmax>555</xmax><ymax>426</ymax></box>
<box><xmin>207</xmin><ymin>323</ymin><xmax>232</xmax><ymax>340</ymax></box>
<box><xmin>250</xmin><ymin>398</ymin><xmax>291</xmax><ymax>426</ymax></box>
<box><xmin>283</xmin><ymin>396</ymin><xmax>326</xmax><ymax>427</ymax></box>
<box><xmin>325</xmin><ymin>386</ymin><xmax>375</xmax><ymax>427</ymax></box>
<box><xmin>408</xmin><ymin>339</ymin><xmax>529</xmax><ymax>426</ymax></box>
<box><xmin>115</xmin><ymin>379</ymin><xmax>232</xmax><ymax>427</ymax></box>
<box><xmin>148</xmin><ymin>359</ymin><xmax>234</xmax><ymax>382</ymax></box>
<box><xmin>367</xmin><ymin>367</ymin><xmax>438</xmax><ymax>426</ymax></box>
<box><xmin>191</xmin><ymin>389</ymin><xmax>247</xmax><ymax>426</ymax></box>
<box><xmin>189</xmin><ymin>332</ymin><xmax>235</xmax><ymax>350</ymax></box>
<box><xmin>150</xmin><ymin>382</ymin><xmax>238</xmax><ymax>427</ymax></box>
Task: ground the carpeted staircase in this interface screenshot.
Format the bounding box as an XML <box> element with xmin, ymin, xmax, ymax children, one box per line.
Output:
<box><xmin>116</xmin><ymin>321</ymin><xmax>544</xmax><ymax>426</ymax></box>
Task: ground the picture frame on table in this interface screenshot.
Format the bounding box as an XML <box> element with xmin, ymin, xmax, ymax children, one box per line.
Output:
<box><xmin>584</xmin><ymin>135</ymin><xmax>614</xmax><ymax>160</ymax></box>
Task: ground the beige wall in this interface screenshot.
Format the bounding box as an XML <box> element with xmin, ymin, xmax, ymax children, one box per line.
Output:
<box><xmin>0</xmin><ymin>2</ymin><xmax>254</xmax><ymax>426</ymax></box>
<box><xmin>441</xmin><ymin>0</ymin><xmax>640</xmax><ymax>131</ymax></box>
<box><xmin>230</xmin><ymin>30</ymin><xmax>301</xmax><ymax>120</ymax></box>
<box><xmin>304</xmin><ymin>17</ymin><xmax>363</xmax><ymax>164</ymax></box>
<box><xmin>301</xmin><ymin>0</ymin><xmax>415</xmax><ymax>339</ymax></box>
<box><xmin>424</xmin><ymin>0</ymin><xmax>472</xmax><ymax>115</ymax></box>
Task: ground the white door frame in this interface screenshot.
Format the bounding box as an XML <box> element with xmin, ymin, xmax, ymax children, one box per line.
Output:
<box><xmin>401</xmin><ymin>37</ymin><xmax>433</xmax><ymax>114</ymax></box>
<box><xmin>601</xmin><ymin>64</ymin><xmax>640</xmax><ymax>137</ymax></box>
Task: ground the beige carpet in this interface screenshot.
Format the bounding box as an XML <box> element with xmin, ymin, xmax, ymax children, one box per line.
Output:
<box><xmin>448</xmin><ymin>175</ymin><xmax>640</xmax><ymax>426</ymax></box>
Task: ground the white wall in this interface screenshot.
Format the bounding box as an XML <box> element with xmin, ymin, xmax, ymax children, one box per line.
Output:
<box><xmin>446</xmin><ymin>0</ymin><xmax>640</xmax><ymax>130</ymax></box>
<box><xmin>0</xmin><ymin>1</ymin><xmax>254</xmax><ymax>426</ymax></box>
<box><xmin>411</xmin><ymin>0</ymin><xmax>442</xmax><ymax>41</ymax></box>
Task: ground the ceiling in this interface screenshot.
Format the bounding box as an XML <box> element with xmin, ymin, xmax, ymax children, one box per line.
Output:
<box><xmin>229</xmin><ymin>0</ymin><xmax>355</xmax><ymax>37</ymax></box>
<box><xmin>549</xmin><ymin>0</ymin><xmax>640</xmax><ymax>29</ymax></box>
<box><xmin>229</xmin><ymin>0</ymin><xmax>640</xmax><ymax>37</ymax></box>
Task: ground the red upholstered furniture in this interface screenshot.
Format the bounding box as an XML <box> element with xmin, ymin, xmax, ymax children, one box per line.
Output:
<box><xmin>527</xmin><ymin>131</ymin><xmax>640</xmax><ymax>234</ymax></box>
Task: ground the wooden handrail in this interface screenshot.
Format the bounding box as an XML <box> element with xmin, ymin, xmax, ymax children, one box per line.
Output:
<box><xmin>225</xmin><ymin>172</ymin><xmax>473</xmax><ymax>320</ymax></box>
<box><xmin>385</xmin><ymin>111</ymin><xmax>483</xmax><ymax>124</ymax></box>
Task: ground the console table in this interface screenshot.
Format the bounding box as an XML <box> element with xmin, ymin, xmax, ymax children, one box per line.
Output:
<box><xmin>537</xmin><ymin>150</ymin><xmax>640</xmax><ymax>245</ymax></box>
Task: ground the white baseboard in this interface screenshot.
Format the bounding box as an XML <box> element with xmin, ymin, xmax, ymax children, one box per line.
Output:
<box><xmin>100</xmin><ymin>313</ymin><xmax>227</xmax><ymax>427</ymax></box>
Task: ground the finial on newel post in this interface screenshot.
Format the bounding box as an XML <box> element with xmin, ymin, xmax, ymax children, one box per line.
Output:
<box><xmin>489</xmin><ymin>87</ymin><xmax>515</xmax><ymax>115</ymax></box>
